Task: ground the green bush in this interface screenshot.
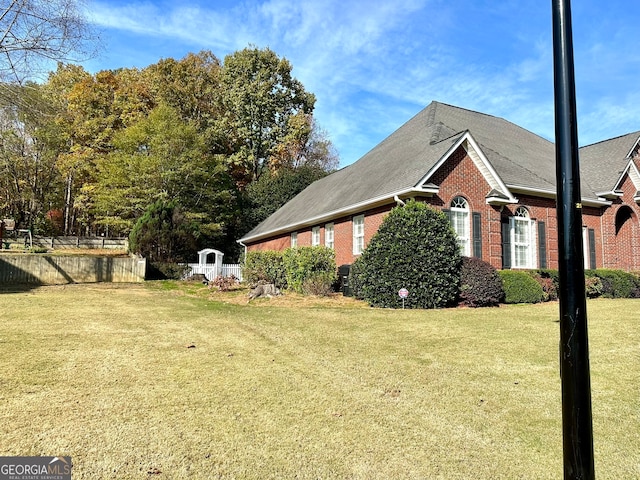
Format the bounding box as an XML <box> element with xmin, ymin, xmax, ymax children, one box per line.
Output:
<box><xmin>129</xmin><ymin>200</ymin><xmax>198</xmax><ymax>263</ymax></box>
<box><xmin>302</xmin><ymin>272</ymin><xmax>336</xmax><ymax>296</ymax></box>
<box><xmin>146</xmin><ymin>262</ymin><xmax>190</xmax><ymax>280</ymax></box>
<box><xmin>532</xmin><ymin>269</ymin><xmax>559</xmax><ymax>302</ymax></box>
<box><xmin>458</xmin><ymin>257</ymin><xmax>504</xmax><ymax>307</ymax></box>
<box><xmin>584</xmin><ymin>273</ymin><xmax>604</xmax><ymax>298</ymax></box>
<box><xmin>243</xmin><ymin>250</ymin><xmax>287</xmax><ymax>288</ymax></box>
<box><xmin>351</xmin><ymin>201</ymin><xmax>461</xmax><ymax>309</ymax></box>
<box><xmin>591</xmin><ymin>269</ymin><xmax>640</xmax><ymax>298</ymax></box>
<box><xmin>347</xmin><ymin>257</ymin><xmax>365</xmax><ymax>299</ymax></box>
<box><xmin>283</xmin><ymin>246</ymin><xmax>337</xmax><ymax>294</ymax></box>
<box><xmin>498</xmin><ymin>270</ymin><xmax>545</xmax><ymax>304</ymax></box>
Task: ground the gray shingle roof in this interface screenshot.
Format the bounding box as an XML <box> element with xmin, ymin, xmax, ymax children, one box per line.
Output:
<box><xmin>240</xmin><ymin>101</ymin><xmax>638</xmax><ymax>242</ymax></box>
<box><xmin>579</xmin><ymin>131</ymin><xmax>640</xmax><ymax>194</ymax></box>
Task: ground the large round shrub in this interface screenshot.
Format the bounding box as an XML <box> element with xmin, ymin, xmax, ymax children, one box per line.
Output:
<box><xmin>459</xmin><ymin>256</ymin><xmax>504</xmax><ymax>307</ymax></box>
<box><xmin>353</xmin><ymin>201</ymin><xmax>462</xmax><ymax>309</ymax></box>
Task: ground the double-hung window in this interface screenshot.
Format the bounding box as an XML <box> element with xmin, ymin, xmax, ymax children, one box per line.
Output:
<box><xmin>312</xmin><ymin>226</ymin><xmax>320</xmax><ymax>246</ymax></box>
<box><xmin>511</xmin><ymin>207</ymin><xmax>536</xmax><ymax>268</ymax></box>
<box><xmin>450</xmin><ymin>196</ymin><xmax>470</xmax><ymax>256</ymax></box>
<box><xmin>353</xmin><ymin>215</ymin><xmax>365</xmax><ymax>255</ymax></box>
<box><xmin>291</xmin><ymin>231</ymin><xmax>298</xmax><ymax>248</ymax></box>
<box><xmin>325</xmin><ymin>223</ymin><xmax>334</xmax><ymax>249</ymax></box>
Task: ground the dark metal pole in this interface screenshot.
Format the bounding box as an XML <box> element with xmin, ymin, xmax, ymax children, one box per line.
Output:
<box><xmin>551</xmin><ymin>0</ymin><xmax>595</xmax><ymax>478</ymax></box>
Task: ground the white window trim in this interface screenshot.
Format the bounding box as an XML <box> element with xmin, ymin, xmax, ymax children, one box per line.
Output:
<box><xmin>312</xmin><ymin>226</ymin><xmax>320</xmax><ymax>246</ymax></box>
<box><xmin>325</xmin><ymin>223</ymin><xmax>334</xmax><ymax>249</ymax></box>
<box><xmin>450</xmin><ymin>196</ymin><xmax>471</xmax><ymax>257</ymax></box>
<box><xmin>291</xmin><ymin>231</ymin><xmax>298</xmax><ymax>248</ymax></box>
<box><xmin>582</xmin><ymin>226</ymin><xmax>589</xmax><ymax>270</ymax></box>
<box><xmin>510</xmin><ymin>208</ymin><xmax>537</xmax><ymax>269</ymax></box>
<box><xmin>353</xmin><ymin>215</ymin><xmax>365</xmax><ymax>255</ymax></box>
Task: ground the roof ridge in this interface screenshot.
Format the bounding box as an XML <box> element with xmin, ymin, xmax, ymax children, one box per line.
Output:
<box><xmin>580</xmin><ymin>130</ymin><xmax>640</xmax><ymax>149</ymax></box>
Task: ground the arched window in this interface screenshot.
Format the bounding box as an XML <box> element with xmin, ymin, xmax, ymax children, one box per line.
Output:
<box><xmin>512</xmin><ymin>206</ymin><xmax>536</xmax><ymax>268</ymax></box>
<box><xmin>450</xmin><ymin>196</ymin><xmax>470</xmax><ymax>256</ymax></box>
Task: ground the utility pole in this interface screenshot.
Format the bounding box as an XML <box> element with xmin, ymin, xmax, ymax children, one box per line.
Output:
<box><xmin>551</xmin><ymin>0</ymin><xmax>595</xmax><ymax>478</ymax></box>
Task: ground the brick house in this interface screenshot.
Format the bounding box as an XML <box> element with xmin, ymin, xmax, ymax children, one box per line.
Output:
<box><xmin>238</xmin><ymin>101</ymin><xmax>640</xmax><ymax>272</ymax></box>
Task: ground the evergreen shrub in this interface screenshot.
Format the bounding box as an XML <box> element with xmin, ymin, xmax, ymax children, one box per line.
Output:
<box><xmin>129</xmin><ymin>200</ymin><xmax>197</xmax><ymax>263</ymax></box>
<box><xmin>348</xmin><ymin>257</ymin><xmax>365</xmax><ymax>300</ymax></box>
<box><xmin>458</xmin><ymin>256</ymin><xmax>504</xmax><ymax>307</ymax></box>
<box><xmin>283</xmin><ymin>246</ymin><xmax>337</xmax><ymax>294</ymax></box>
<box><xmin>498</xmin><ymin>270</ymin><xmax>545</xmax><ymax>304</ymax></box>
<box><xmin>351</xmin><ymin>202</ymin><xmax>462</xmax><ymax>309</ymax></box>
<box><xmin>592</xmin><ymin>269</ymin><xmax>640</xmax><ymax>298</ymax></box>
<box><xmin>302</xmin><ymin>272</ymin><xmax>336</xmax><ymax>296</ymax></box>
<box><xmin>146</xmin><ymin>262</ymin><xmax>190</xmax><ymax>280</ymax></box>
<box><xmin>243</xmin><ymin>250</ymin><xmax>287</xmax><ymax>288</ymax></box>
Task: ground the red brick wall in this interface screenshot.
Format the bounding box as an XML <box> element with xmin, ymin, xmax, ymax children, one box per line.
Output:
<box><xmin>244</xmin><ymin>145</ymin><xmax>640</xmax><ymax>271</ymax></box>
<box><xmin>599</xmin><ymin>174</ymin><xmax>640</xmax><ymax>271</ymax></box>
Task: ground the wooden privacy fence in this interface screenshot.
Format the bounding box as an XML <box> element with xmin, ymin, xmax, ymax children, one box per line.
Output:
<box><xmin>0</xmin><ymin>255</ymin><xmax>146</xmax><ymax>285</ymax></box>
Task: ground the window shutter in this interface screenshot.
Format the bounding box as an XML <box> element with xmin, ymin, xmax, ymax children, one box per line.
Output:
<box><xmin>472</xmin><ymin>212</ymin><xmax>482</xmax><ymax>258</ymax></box>
<box><xmin>537</xmin><ymin>221</ymin><xmax>547</xmax><ymax>269</ymax></box>
<box><xmin>588</xmin><ymin>228</ymin><xmax>596</xmax><ymax>269</ymax></box>
<box><xmin>501</xmin><ymin>217</ymin><xmax>511</xmax><ymax>269</ymax></box>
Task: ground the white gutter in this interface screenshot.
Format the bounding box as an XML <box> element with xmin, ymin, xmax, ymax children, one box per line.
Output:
<box><xmin>507</xmin><ymin>184</ymin><xmax>612</xmax><ymax>207</ymax></box>
<box><xmin>238</xmin><ymin>185</ymin><xmax>439</xmax><ymax>244</ymax></box>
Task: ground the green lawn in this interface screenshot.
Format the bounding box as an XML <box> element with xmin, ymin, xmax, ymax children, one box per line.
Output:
<box><xmin>0</xmin><ymin>283</ymin><xmax>638</xmax><ymax>479</ymax></box>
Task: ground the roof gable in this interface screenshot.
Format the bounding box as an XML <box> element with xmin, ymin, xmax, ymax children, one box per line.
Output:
<box><xmin>579</xmin><ymin>131</ymin><xmax>640</xmax><ymax>197</ymax></box>
<box><xmin>417</xmin><ymin>132</ymin><xmax>517</xmax><ymax>204</ymax></box>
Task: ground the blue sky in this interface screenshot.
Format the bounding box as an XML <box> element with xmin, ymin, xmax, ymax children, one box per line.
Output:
<box><xmin>82</xmin><ymin>0</ymin><xmax>640</xmax><ymax>167</ymax></box>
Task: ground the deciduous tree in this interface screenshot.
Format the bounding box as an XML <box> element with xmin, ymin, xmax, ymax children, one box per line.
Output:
<box><xmin>0</xmin><ymin>82</ymin><xmax>62</xmax><ymax>229</ymax></box>
<box><xmin>217</xmin><ymin>47</ymin><xmax>316</xmax><ymax>185</ymax></box>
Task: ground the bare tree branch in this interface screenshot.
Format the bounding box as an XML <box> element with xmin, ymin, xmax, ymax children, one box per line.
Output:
<box><xmin>0</xmin><ymin>0</ymin><xmax>97</xmax><ymax>82</ymax></box>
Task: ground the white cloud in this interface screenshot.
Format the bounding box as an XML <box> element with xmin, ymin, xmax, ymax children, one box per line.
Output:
<box><xmin>83</xmin><ymin>0</ymin><xmax>640</xmax><ymax>166</ymax></box>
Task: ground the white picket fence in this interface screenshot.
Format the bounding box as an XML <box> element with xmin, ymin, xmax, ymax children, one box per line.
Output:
<box><xmin>222</xmin><ymin>264</ymin><xmax>243</xmax><ymax>280</ymax></box>
<box><xmin>185</xmin><ymin>263</ymin><xmax>243</xmax><ymax>281</ymax></box>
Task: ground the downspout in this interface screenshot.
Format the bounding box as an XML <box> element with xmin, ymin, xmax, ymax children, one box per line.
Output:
<box><xmin>393</xmin><ymin>195</ymin><xmax>406</xmax><ymax>206</ymax></box>
<box><xmin>238</xmin><ymin>240</ymin><xmax>247</xmax><ymax>262</ymax></box>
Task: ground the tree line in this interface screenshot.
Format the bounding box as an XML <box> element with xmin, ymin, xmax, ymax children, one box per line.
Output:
<box><xmin>0</xmin><ymin>47</ymin><xmax>338</xmax><ymax>261</ymax></box>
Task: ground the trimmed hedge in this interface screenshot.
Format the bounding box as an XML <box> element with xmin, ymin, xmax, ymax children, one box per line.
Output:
<box><xmin>283</xmin><ymin>246</ymin><xmax>337</xmax><ymax>295</ymax></box>
<box><xmin>498</xmin><ymin>270</ymin><xmax>545</xmax><ymax>304</ymax></box>
<box><xmin>458</xmin><ymin>256</ymin><xmax>504</xmax><ymax>307</ymax></box>
<box><xmin>589</xmin><ymin>269</ymin><xmax>640</xmax><ymax>298</ymax></box>
<box><xmin>243</xmin><ymin>250</ymin><xmax>287</xmax><ymax>288</ymax></box>
<box><xmin>243</xmin><ymin>246</ymin><xmax>337</xmax><ymax>295</ymax></box>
